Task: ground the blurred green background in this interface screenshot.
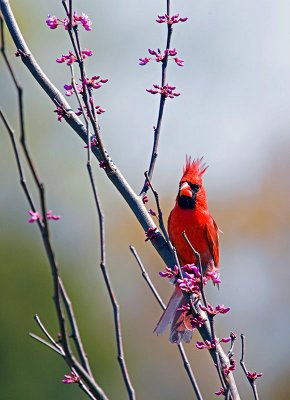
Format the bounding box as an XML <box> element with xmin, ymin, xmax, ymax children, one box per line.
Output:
<box><xmin>1</xmin><ymin>0</ymin><xmax>290</xmax><ymax>399</ymax></box>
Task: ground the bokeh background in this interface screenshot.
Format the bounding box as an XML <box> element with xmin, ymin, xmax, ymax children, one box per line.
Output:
<box><xmin>1</xmin><ymin>0</ymin><xmax>290</xmax><ymax>399</ymax></box>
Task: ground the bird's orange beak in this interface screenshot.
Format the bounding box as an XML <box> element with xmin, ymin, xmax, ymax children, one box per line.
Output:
<box><xmin>179</xmin><ymin>182</ymin><xmax>192</xmax><ymax>197</ymax></box>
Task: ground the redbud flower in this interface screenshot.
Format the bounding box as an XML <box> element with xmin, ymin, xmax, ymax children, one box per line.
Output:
<box><xmin>46</xmin><ymin>210</ymin><xmax>61</xmax><ymax>221</ymax></box>
<box><xmin>54</xmin><ymin>106</ymin><xmax>65</xmax><ymax>122</ymax></box>
<box><xmin>247</xmin><ymin>371</ymin><xmax>263</xmax><ymax>382</ymax></box>
<box><xmin>223</xmin><ymin>359</ymin><xmax>236</xmax><ymax>375</ymax></box>
<box><xmin>145</xmin><ymin>227</ymin><xmax>158</xmax><ymax>241</ymax></box>
<box><xmin>181</xmin><ymin>263</ymin><xmax>201</xmax><ymax>277</ymax></box>
<box><xmin>62</xmin><ymin>371</ymin><xmax>80</xmax><ymax>384</ymax></box>
<box><xmin>177</xmin><ymin>303</ymin><xmax>190</xmax><ymax>312</ymax></box>
<box><xmin>99</xmin><ymin>161</ymin><xmax>106</xmax><ymax>169</ymax></box>
<box><xmin>46</xmin><ymin>12</ymin><xmax>92</xmax><ymax>31</ymax></box>
<box><xmin>149</xmin><ymin>209</ymin><xmax>156</xmax><ymax>216</ymax></box>
<box><xmin>177</xmin><ymin>277</ymin><xmax>200</xmax><ymax>294</ymax></box>
<box><xmin>84</xmin><ymin>135</ymin><xmax>98</xmax><ymax>148</ymax></box>
<box><xmin>28</xmin><ymin>210</ymin><xmax>41</xmax><ymax>223</ymax></box>
<box><xmin>159</xmin><ymin>265</ymin><xmax>179</xmax><ymax>279</ymax></box>
<box><xmin>46</xmin><ymin>15</ymin><xmax>58</xmax><ymax>29</ymax></box>
<box><xmin>81</xmin><ymin>76</ymin><xmax>108</xmax><ymax>90</ymax></box>
<box><xmin>196</xmin><ymin>338</ymin><xmax>219</xmax><ymax>350</ymax></box>
<box><xmin>206</xmin><ymin>270</ymin><xmax>222</xmax><ymax>284</ymax></box>
<box><xmin>199</xmin><ymin>303</ymin><xmax>231</xmax><ymax>316</ymax></box>
<box><xmin>63</xmin><ymin>83</ymin><xmax>83</xmax><ymax>97</ymax></box>
<box><xmin>139</xmin><ymin>48</ymin><xmax>184</xmax><ymax>67</ymax></box>
<box><xmin>146</xmin><ymin>83</ymin><xmax>180</xmax><ymax>98</ymax></box>
<box><xmin>215</xmin><ymin>387</ymin><xmax>226</xmax><ymax>396</ymax></box>
<box><xmin>156</xmin><ymin>14</ymin><xmax>188</xmax><ymax>25</ymax></box>
<box><xmin>191</xmin><ymin>315</ymin><xmax>207</xmax><ymax>329</ymax></box>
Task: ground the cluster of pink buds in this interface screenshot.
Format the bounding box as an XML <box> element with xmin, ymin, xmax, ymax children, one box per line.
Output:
<box><xmin>247</xmin><ymin>371</ymin><xmax>263</xmax><ymax>382</ymax></box>
<box><xmin>206</xmin><ymin>270</ymin><xmax>222</xmax><ymax>285</ymax></box>
<box><xmin>200</xmin><ymin>303</ymin><xmax>231</xmax><ymax>316</ymax></box>
<box><xmin>215</xmin><ymin>387</ymin><xmax>225</xmax><ymax>396</ymax></box>
<box><xmin>81</xmin><ymin>75</ymin><xmax>108</xmax><ymax>90</ymax></box>
<box><xmin>223</xmin><ymin>358</ymin><xmax>236</xmax><ymax>376</ymax></box>
<box><xmin>145</xmin><ymin>227</ymin><xmax>158</xmax><ymax>241</ymax></box>
<box><xmin>159</xmin><ymin>265</ymin><xmax>179</xmax><ymax>279</ymax></box>
<box><xmin>54</xmin><ymin>106</ymin><xmax>65</xmax><ymax>122</ymax></box>
<box><xmin>46</xmin><ymin>12</ymin><xmax>92</xmax><ymax>31</ymax></box>
<box><xmin>64</xmin><ymin>83</ymin><xmax>82</xmax><ymax>97</ymax></box>
<box><xmin>62</xmin><ymin>370</ymin><xmax>80</xmax><ymax>384</ymax></box>
<box><xmin>56</xmin><ymin>49</ymin><xmax>93</xmax><ymax>65</ymax></box>
<box><xmin>191</xmin><ymin>315</ymin><xmax>207</xmax><ymax>329</ymax></box>
<box><xmin>28</xmin><ymin>210</ymin><xmax>60</xmax><ymax>223</ymax></box>
<box><xmin>156</xmin><ymin>14</ymin><xmax>188</xmax><ymax>25</ymax></box>
<box><xmin>196</xmin><ymin>337</ymin><xmax>231</xmax><ymax>350</ymax></box>
<box><xmin>177</xmin><ymin>277</ymin><xmax>200</xmax><ymax>295</ymax></box>
<box><xmin>84</xmin><ymin>135</ymin><xmax>98</xmax><ymax>148</ymax></box>
<box><xmin>146</xmin><ymin>84</ymin><xmax>180</xmax><ymax>98</ymax></box>
<box><xmin>139</xmin><ymin>48</ymin><xmax>184</xmax><ymax>67</ymax></box>
<box><xmin>76</xmin><ymin>105</ymin><xmax>106</xmax><ymax>117</ymax></box>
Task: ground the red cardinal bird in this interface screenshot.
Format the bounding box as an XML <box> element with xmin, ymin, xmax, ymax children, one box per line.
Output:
<box><xmin>154</xmin><ymin>157</ymin><xmax>219</xmax><ymax>343</ymax></box>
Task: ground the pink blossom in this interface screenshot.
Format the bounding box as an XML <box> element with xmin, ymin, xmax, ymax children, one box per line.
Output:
<box><xmin>139</xmin><ymin>48</ymin><xmax>184</xmax><ymax>66</ymax></box>
<box><xmin>177</xmin><ymin>277</ymin><xmax>200</xmax><ymax>294</ymax></box>
<box><xmin>84</xmin><ymin>135</ymin><xmax>98</xmax><ymax>148</ymax></box>
<box><xmin>63</xmin><ymin>83</ymin><xmax>83</xmax><ymax>97</ymax></box>
<box><xmin>174</xmin><ymin>57</ymin><xmax>185</xmax><ymax>67</ymax></box>
<box><xmin>146</xmin><ymin>83</ymin><xmax>180</xmax><ymax>98</ymax></box>
<box><xmin>247</xmin><ymin>371</ymin><xmax>263</xmax><ymax>382</ymax></box>
<box><xmin>159</xmin><ymin>265</ymin><xmax>179</xmax><ymax>279</ymax></box>
<box><xmin>181</xmin><ymin>263</ymin><xmax>201</xmax><ymax>277</ymax></box>
<box><xmin>46</xmin><ymin>12</ymin><xmax>92</xmax><ymax>31</ymax></box>
<box><xmin>196</xmin><ymin>338</ymin><xmax>219</xmax><ymax>350</ymax></box>
<box><xmin>139</xmin><ymin>57</ymin><xmax>150</xmax><ymax>66</ymax></box>
<box><xmin>223</xmin><ymin>359</ymin><xmax>236</xmax><ymax>375</ymax></box>
<box><xmin>206</xmin><ymin>270</ymin><xmax>222</xmax><ymax>284</ymax></box>
<box><xmin>46</xmin><ymin>210</ymin><xmax>61</xmax><ymax>221</ymax></box>
<box><xmin>28</xmin><ymin>210</ymin><xmax>41</xmax><ymax>223</ymax></box>
<box><xmin>191</xmin><ymin>315</ymin><xmax>207</xmax><ymax>329</ymax></box>
<box><xmin>81</xmin><ymin>76</ymin><xmax>108</xmax><ymax>90</ymax></box>
<box><xmin>145</xmin><ymin>227</ymin><xmax>158</xmax><ymax>241</ymax></box>
<box><xmin>54</xmin><ymin>106</ymin><xmax>65</xmax><ymax>122</ymax></box>
<box><xmin>156</xmin><ymin>14</ymin><xmax>188</xmax><ymax>25</ymax></box>
<box><xmin>215</xmin><ymin>387</ymin><xmax>226</xmax><ymax>396</ymax></box>
<box><xmin>177</xmin><ymin>303</ymin><xmax>190</xmax><ymax>312</ymax></box>
<box><xmin>46</xmin><ymin>15</ymin><xmax>58</xmax><ymax>29</ymax></box>
<box><xmin>199</xmin><ymin>303</ymin><xmax>230</xmax><ymax>316</ymax></box>
<box><xmin>149</xmin><ymin>209</ymin><xmax>156</xmax><ymax>217</ymax></box>
<box><xmin>62</xmin><ymin>370</ymin><xmax>80</xmax><ymax>384</ymax></box>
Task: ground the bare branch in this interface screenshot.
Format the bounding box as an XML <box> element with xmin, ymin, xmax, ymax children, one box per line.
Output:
<box><xmin>140</xmin><ymin>0</ymin><xmax>174</xmax><ymax>195</ymax></box>
<box><xmin>87</xmin><ymin>167</ymin><xmax>135</xmax><ymax>400</ymax></box>
<box><xmin>240</xmin><ymin>334</ymin><xmax>261</xmax><ymax>400</ymax></box>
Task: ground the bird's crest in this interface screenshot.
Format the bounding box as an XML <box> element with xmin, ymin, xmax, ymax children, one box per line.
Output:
<box><xmin>182</xmin><ymin>156</ymin><xmax>208</xmax><ymax>182</ymax></box>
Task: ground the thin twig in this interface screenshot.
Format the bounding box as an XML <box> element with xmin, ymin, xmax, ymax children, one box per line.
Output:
<box><xmin>240</xmin><ymin>334</ymin><xmax>260</xmax><ymax>400</ymax></box>
<box><xmin>29</xmin><ymin>333</ymin><xmax>64</xmax><ymax>356</ymax></box>
<box><xmin>140</xmin><ymin>0</ymin><xmax>174</xmax><ymax>195</ymax></box>
<box><xmin>87</xmin><ymin>166</ymin><xmax>135</xmax><ymax>400</ymax></box>
<box><xmin>129</xmin><ymin>245</ymin><xmax>203</xmax><ymax>400</ymax></box>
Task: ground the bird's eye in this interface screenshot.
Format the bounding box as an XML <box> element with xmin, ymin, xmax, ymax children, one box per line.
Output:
<box><xmin>188</xmin><ymin>183</ymin><xmax>200</xmax><ymax>191</ymax></box>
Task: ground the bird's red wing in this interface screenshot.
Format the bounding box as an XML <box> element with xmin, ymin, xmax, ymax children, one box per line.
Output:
<box><xmin>205</xmin><ymin>217</ymin><xmax>219</xmax><ymax>268</ymax></box>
